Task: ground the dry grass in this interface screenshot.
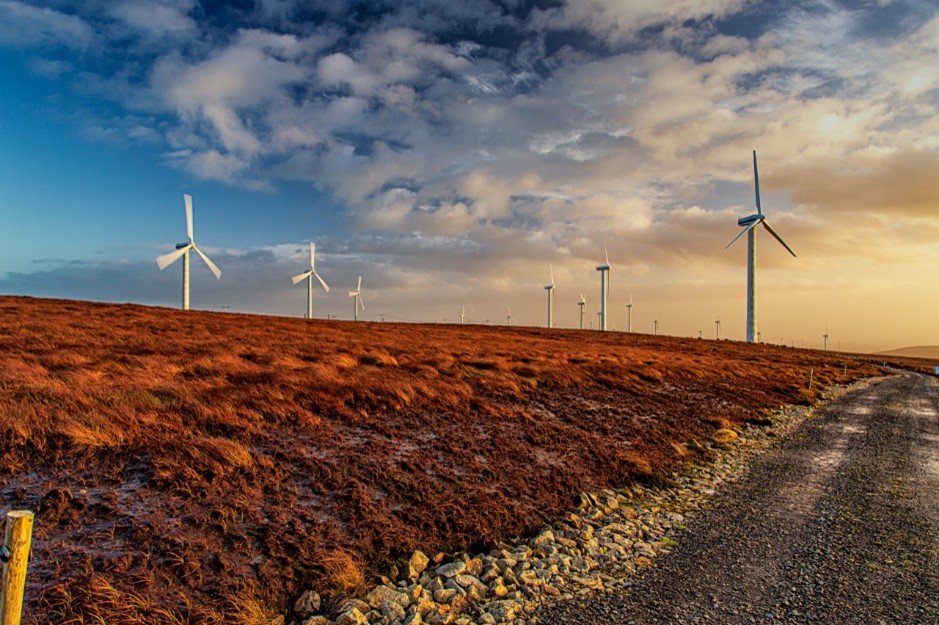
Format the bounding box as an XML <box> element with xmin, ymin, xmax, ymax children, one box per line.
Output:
<box><xmin>0</xmin><ymin>295</ymin><xmax>913</xmax><ymax>624</ymax></box>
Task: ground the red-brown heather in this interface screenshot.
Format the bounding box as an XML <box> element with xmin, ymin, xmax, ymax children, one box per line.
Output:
<box><xmin>0</xmin><ymin>295</ymin><xmax>922</xmax><ymax>624</ymax></box>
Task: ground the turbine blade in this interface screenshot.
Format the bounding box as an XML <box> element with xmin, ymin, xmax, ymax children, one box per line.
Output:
<box><xmin>753</xmin><ymin>151</ymin><xmax>762</xmax><ymax>216</ymax></box>
<box><xmin>725</xmin><ymin>220</ymin><xmax>759</xmax><ymax>249</ymax></box>
<box><xmin>192</xmin><ymin>245</ymin><xmax>222</xmax><ymax>279</ymax></box>
<box><xmin>761</xmin><ymin>221</ymin><xmax>796</xmax><ymax>257</ymax></box>
<box><xmin>313</xmin><ymin>270</ymin><xmax>330</xmax><ymax>292</ymax></box>
<box><xmin>629</xmin><ymin>291</ymin><xmax>633</xmax><ymax>305</ymax></box>
<box><xmin>156</xmin><ymin>246</ymin><xmax>188</xmax><ymax>270</ymax></box>
<box><xmin>550</xmin><ymin>264</ymin><xmax>555</xmax><ymax>287</ymax></box>
<box><xmin>603</xmin><ymin>243</ymin><xmax>610</xmax><ymax>267</ymax></box>
<box><xmin>292</xmin><ymin>270</ymin><xmax>313</xmax><ymax>285</ymax></box>
<box><xmin>358</xmin><ymin>295</ymin><xmax>365</xmax><ymax>311</ymax></box>
<box><xmin>309</xmin><ymin>242</ymin><xmax>316</xmax><ymax>269</ymax></box>
<box><xmin>357</xmin><ymin>275</ymin><xmax>362</xmax><ymax>291</ymax></box>
<box><xmin>184</xmin><ymin>194</ymin><xmax>193</xmax><ymax>242</ymax></box>
<box><xmin>580</xmin><ymin>292</ymin><xmax>586</xmax><ymax>304</ymax></box>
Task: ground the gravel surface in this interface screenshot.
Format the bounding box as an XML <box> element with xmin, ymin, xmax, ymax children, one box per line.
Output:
<box><xmin>538</xmin><ymin>372</ymin><xmax>939</xmax><ymax>625</ymax></box>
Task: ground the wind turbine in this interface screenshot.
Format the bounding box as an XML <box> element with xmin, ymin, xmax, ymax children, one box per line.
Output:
<box><xmin>578</xmin><ymin>293</ymin><xmax>586</xmax><ymax>330</ymax></box>
<box><xmin>460</xmin><ymin>305</ymin><xmax>465</xmax><ymax>325</ymax></box>
<box><xmin>653</xmin><ymin>319</ymin><xmax>658</xmax><ymax>335</ymax></box>
<box><xmin>823</xmin><ymin>327</ymin><xmax>830</xmax><ymax>351</ymax></box>
<box><xmin>291</xmin><ymin>242</ymin><xmax>330</xmax><ymax>319</ymax></box>
<box><xmin>545</xmin><ymin>265</ymin><xmax>555</xmax><ymax>328</ymax></box>
<box><xmin>626</xmin><ymin>292</ymin><xmax>633</xmax><ymax>333</ymax></box>
<box><xmin>348</xmin><ymin>276</ymin><xmax>364</xmax><ymax>321</ymax></box>
<box><xmin>715</xmin><ymin>319</ymin><xmax>721</xmax><ymax>340</ymax></box>
<box><xmin>156</xmin><ymin>194</ymin><xmax>221</xmax><ymax>310</ymax></box>
<box><xmin>507</xmin><ymin>306</ymin><xmax>512</xmax><ymax>326</ymax></box>
<box><xmin>596</xmin><ymin>244</ymin><xmax>611</xmax><ymax>332</ymax></box>
<box><xmin>726</xmin><ymin>151</ymin><xmax>796</xmax><ymax>342</ymax></box>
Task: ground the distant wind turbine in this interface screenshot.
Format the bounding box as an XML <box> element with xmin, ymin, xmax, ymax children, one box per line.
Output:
<box><xmin>596</xmin><ymin>244</ymin><xmax>611</xmax><ymax>332</ymax></box>
<box><xmin>507</xmin><ymin>306</ymin><xmax>512</xmax><ymax>326</ymax></box>
<box><xmin>291</xmin><ymin>242</ymin><xmax>329</xmax><ymax>319</ymax></box>
<box><xmin>715</xmin><ymin>319</ymin><xmax>721</xmax><ymax>340</ymax></box>
<box><xmin>653</xmin><ymin>320</ymin><xmax>658</xmax><ymax>335</ymax></box>
<box><xmin>626</xmin><ymin>292</ymin><xmax>633</xmax><ymax>333</ymax></box>
<box><xmin>823</xmin><ymin>327</ymin><xmax>830</xmax><ymax>351</ymax></box>
<box><xmin>545</xmin><ymin>265</ymin><xmax>555</xmax><ymax>328</ymax></box>
<box><xmin>578</xmin><ymin>293</ymin><xmax>586</xmax><ymax>330</ymax></box>
<box><xmin>726</xmin><ymin>151</ymin><xmax>796</xmax><ymax>342</ymax></box>
<box><xmin>156</xmin><ymin>194</ymin><xmax>221</xmax><ymax>310</ymax></box>
<box><xmin>348</xmin><ymin>276</ymin><xmax>364</xmax><ymax>321</ymax></box>
<box><xmin>460</xmin><ymin>305</ymin><xmax>465</xmax><ymax>325</ymax></box>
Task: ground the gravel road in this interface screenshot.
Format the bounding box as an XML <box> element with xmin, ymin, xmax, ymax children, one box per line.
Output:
<box><xmin>538</xmin><ymin>372</ymin><xmax>939</xmax><ymax>625</ymax></box>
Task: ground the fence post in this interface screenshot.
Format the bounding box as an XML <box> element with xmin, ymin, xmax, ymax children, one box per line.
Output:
<box><xmin>807</xmin><ymin>368</ymin><xmax>814</xmax><ymax>390</ymax></box>
<box><xmin>1</xmin><ymin>510</ymin><xmax>33</xmax><ymax>625</ymax></box>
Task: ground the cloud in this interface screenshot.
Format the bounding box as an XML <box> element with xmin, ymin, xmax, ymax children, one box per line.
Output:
<box><xmin>0</xmin><ymin>1</ymin><xmax>93</xmax><ymax>49</ymax></box>
<box><xmin>107</xmin><ymin>0</ymin><xmax>197</xmax><ymax>39</ymax></box>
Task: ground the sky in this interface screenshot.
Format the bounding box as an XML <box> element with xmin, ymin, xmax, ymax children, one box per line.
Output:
<box><xmin>0</xmin><ymin>0</ymin><xmax>937</xmax><ymax>353</ymax></box>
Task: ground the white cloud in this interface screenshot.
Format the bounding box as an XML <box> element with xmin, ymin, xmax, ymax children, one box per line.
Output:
<box><xmin>107</xmin><ymin>1</ymin><xmax>197</xmax><ymax>38</ymax></box>
<box><xmin>0</xmin><ymin>1</ymin><xmax>93</xmax><ymax>49</ymax></box>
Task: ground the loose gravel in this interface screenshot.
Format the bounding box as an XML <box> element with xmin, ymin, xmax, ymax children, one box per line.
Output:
<box><xmin>538</xmin><ymin>372</ymin><xmax>939</xmax><ymax>625</ymax></box>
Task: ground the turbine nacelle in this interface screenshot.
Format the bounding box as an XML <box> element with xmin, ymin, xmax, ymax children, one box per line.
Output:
<box><xmin>737</xmin><ymin>214</ymin><xmax>761</xmax><ymax>227</ymax></box>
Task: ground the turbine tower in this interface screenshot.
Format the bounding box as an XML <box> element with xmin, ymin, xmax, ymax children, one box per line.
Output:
<box><xmin>507</xmin><ymin>306</ymin><xmax>512</xmax><ymax>326</ymax></box>
<box><xmin>653</xmin><ymin>319</ymin><xmax>658</xmax><ymax>335</ymax></box>
<box><xmin>156</xmin><ymin>194</ymin><xmax>221</xmax><ymax>310</ymax></box>
<box><xmin>823</xmin><ymin>327</ymin><xmax>830</xmax><ymax>351</ymax></box>
<box><xmin>291</xmin><ymin>242</ymin><xmax>330</xmax><ymax>319</ymax></box>
<box><xmin>545</xmin><ymin>265</ymin><xmax>555</xmax><ymax>328</ymax></box>
<box><xmin>460</xmin><ymin>305</ymin><xmax>465</xmax><ymax>325</ymax></box>
<box><xmin>726</xmin><ymin>151</ymin><xmax>796</xmax><ymax>342</ymax></box>
<box><xmin>596</xmin><ymin>244</ymin><xmax>611</xmax><ymax>332</ymax></box>
<box><xmin>578</xmin><ymin>293</ymin><xmax>586</xmax><ymax>330</ymax></box>
<box><xmin>348</xmin><ymin>276</ymin><xmax>364</xmax><ymax>321</ymax></box>
<box><xmin>626</xmin><ymin>292</ymin><xmax>633</xmax><ymax>333</ymax></box>
<box><xmin>715</xmin><ymin>319</ymin><xmax>721</xmax><ymax>340</ymax></box>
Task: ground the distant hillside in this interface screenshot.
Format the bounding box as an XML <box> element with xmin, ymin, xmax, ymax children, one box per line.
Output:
<box><xmin>877</xmin><ymin>346</ymin><xmax>939</xmax><ymax>360</ymax></box>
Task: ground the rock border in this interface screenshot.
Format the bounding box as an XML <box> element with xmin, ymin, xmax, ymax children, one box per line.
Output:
<box><xmin>292</xmin><ymin>377</ymin><xmax>880</xmax><ymax>625</ymax></box>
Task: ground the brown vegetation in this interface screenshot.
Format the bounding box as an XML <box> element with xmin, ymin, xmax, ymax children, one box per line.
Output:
<box><xmin>0</xmin><ymin>296</ymin><xmax>916</xmax><ymax>624</ymax></box>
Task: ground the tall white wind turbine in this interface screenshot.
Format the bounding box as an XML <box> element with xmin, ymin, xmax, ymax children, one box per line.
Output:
<box><xmin>348</xmin><ymin>276</ymin><xmax>365</xmax><ymax>321</ymax></box>
<box><xmin>596</xmin><ymin>244</ymin><xmax>611</xmax><ymax>332</ymax></box>
<box><xmin>545</xmin><ymin>265</ymin><xmax>555</xmax><ymax>328</ymax></box>
<box><xmin>156</xmin><ymin>194</ymin><xmax>222</xmax><ymax>310</ymax></box>
<box><xmin>578</xmin><ymin>293</ymin><xmax>586</xmax><ymax>330</ymax></box>
<box><xmin>626</xmin><ymin>292</ymin><xmax>633</xmax><ymax>333</ymax></box>
<box><xmin>291</xmin><ymin>242</ymin><xmax>330</xmax><ymax>319</ymax></box>
<box><xmin>460</xmin><ymin>305</ymin><xmax>465</xmax><ymax>325</ymax></box>
<box><xmin>507</xmin><ymin>306</ymin><xmax>512</xmax><ymax>326</ymax></box>
<box><xmin>726</xmin><ymin>151</ymin><xmax>796</xmax><ymax>342</ymax></box>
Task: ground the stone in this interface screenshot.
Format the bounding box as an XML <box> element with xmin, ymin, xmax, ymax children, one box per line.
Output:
<box><xmin>366</xmin><ymin>585</ymin><xmax>410</xmax><ymax>608</ymax></box>
<box><xmin>486</xmin><ymin>599</ymin><xmax>521</xmax><ymax>621</ymax></box>
<box><xmin>302</xmin><ymin>617</ymin><xmax>330</xmax><ymax>625</ymax></box>
<box><xmin>435</xmin><ymin>561</ymin><xmax>466</xmax><ymax>578</ymax></box>
<box><xmin>531</xmin><ymin>528</ymin><xmax>555</xmax><ymax>546</ymax></box>
<box><xmin>434</xmin><ymin>588</ymin><xmax>459</xmax><ymax>603</ymax></box>
<box><xmin>336</xmin><ymin>607</ymin><xmax>368</xmax><ymax>625</ymax></box>
<box><xmin>403</xmin><ymin>613</ymin><xmax>424</xmax><ymax>625</ymax></box>
<box><xmin>294</xmin><ymin>590</ymin><xmax>322</xmax><ymax>617</ymax></box>
<box><xmin>712</xmin><ymin>428</ymin><xmax>738</xmax><ymax>444</ymax></box>
<box><xmin>409</xmin><ymin>550</ymin><xmax>431</xmax><ymax>580</ymax></box>
<box><xmin>380</xmin><ymin>599</ymin><xmax>407</xmax><ymax>621</ymax></box>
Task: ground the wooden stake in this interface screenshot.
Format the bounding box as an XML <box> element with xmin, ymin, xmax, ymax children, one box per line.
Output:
<box><xmin>1</xmin><ymin>510</ymin><xmax>33</xmax><ymax>625</ymax></box>
<box><xmin>807</xmin><ymin>368</ymin><xmax>814</xmax><ymax>390</ymax></box>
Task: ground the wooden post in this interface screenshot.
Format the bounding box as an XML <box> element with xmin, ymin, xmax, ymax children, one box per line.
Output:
<box><xmin>807</xmin><ymin>368</ymin><xmax>814</xmax><ymax>390</ymax></box>
<box><xmin>1</xmin><ymin>510</ymin><xmax>33</xmax><ymax>625</ymax></box>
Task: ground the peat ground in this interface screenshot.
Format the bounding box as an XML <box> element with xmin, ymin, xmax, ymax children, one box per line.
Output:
<box><xmin>0</xmin><ymin>296</ymin><xmax>923</xmax><ymax>624</ymax></box>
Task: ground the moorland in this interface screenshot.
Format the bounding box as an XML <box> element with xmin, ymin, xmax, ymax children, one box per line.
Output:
<box><xmin>0</xmin><ymin>296</ymin><xmax>921</xmax><ymax>624</ymax></box>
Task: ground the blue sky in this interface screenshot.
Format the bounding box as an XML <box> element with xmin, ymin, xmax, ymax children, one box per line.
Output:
<box><xmin>1</xmin><ymin>0</ymin><xmax>938</xmax><ymax>351</ymax></box>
